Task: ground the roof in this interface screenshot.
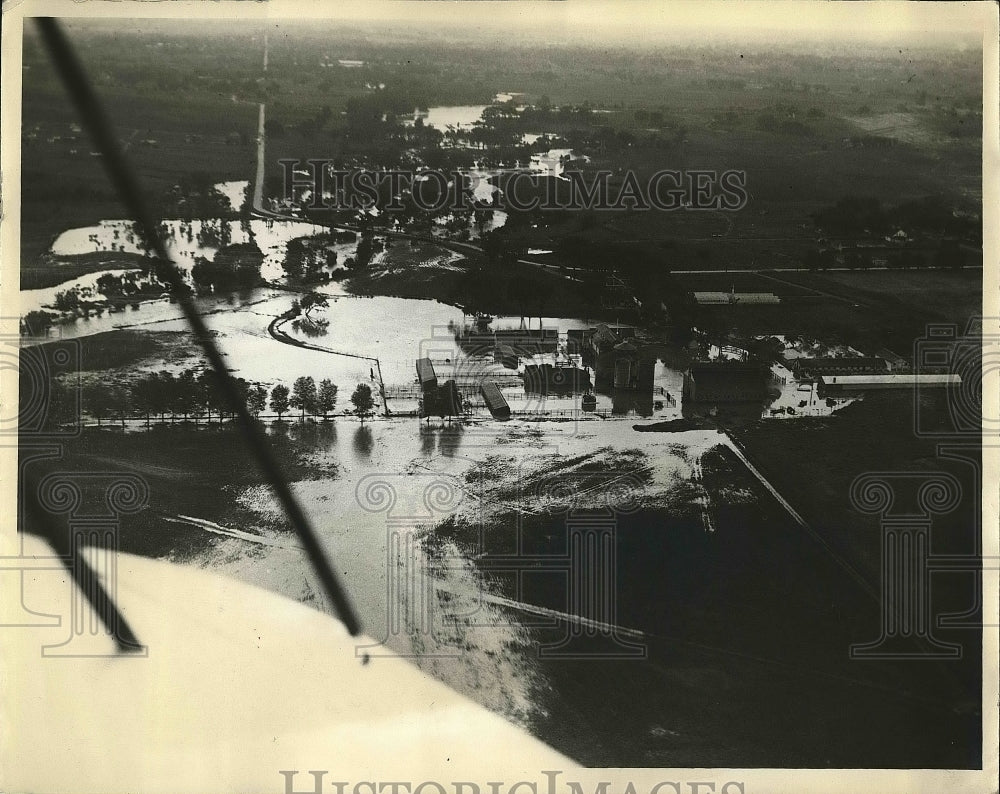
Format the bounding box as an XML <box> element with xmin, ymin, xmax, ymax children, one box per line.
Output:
<box><xmin>692</xmin><ymin>291</ymin><xmax>780</xmax><ymax>305</ymax></box>
<box><xmin>415</xmin><ymin>358</ymin><xmax>437</xmax><ymax>383</ymax></box>
<box><xmin>793</xmin><ymin>357</ymin><xmax>888</xmax><ymax>373</ymax></box>
<box><xmin>479</xmin><ymin>380</ymin><xmax>510</xmax><ymax>411</ymax></box>
<box><xmin>820</xmin><ymin>374</ymin><xmax>961</xmax><ymax>387</ymax></box>
<box><xmin>592</xmin><ymin>324</ymin><xmax>619</xmax><ymax>346</ymax></box>
<box><xmin>690</xmin><ymin>362</ymin><xmax>769</xmax><ymax>374</ymax></box>
<box><xmin>874</xmin><ymin>347</ymin><xmax>908</xmax><ymax>364</ymax></box>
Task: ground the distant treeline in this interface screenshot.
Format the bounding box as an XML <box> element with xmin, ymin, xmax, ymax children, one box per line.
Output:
<box><xmin>812</xmin><ymin>195</ymin><xmax>979</xmax><ymax>240</ymax></box>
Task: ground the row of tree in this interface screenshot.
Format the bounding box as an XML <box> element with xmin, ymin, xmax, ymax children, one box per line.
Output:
<box><xmin>77</xmin><ymin>368</ymin><xmax>376</xmax><ymax>426</ymax></box>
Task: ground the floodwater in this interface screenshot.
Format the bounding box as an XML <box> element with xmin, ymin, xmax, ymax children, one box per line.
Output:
<box><xmin>23</xmin><ymin>218</ymin><xmax>338</xmax><ymax>320</ymax></box>
<box><xmin>29</xmin><ymin>213</ymin><xmax>687</xmax><ymax>416</ymax></box>
<box><xmin>147</xmin><ymin>409</ymin><xmax>974</xmax><ymax>767</ymax></box>
<box><xmin>409</xmin><ymin>105</ymin><xmax>487</xmax><ymax>130</ymax></box>
<box><xmin>47</xmin><ymin>217</ymin><xmax>327</xmax><ymax>278</ymax></box>
<box><xmin>184</xmin><ymin>418</ymin><xmax>731</xmax><ymax>737</ymax></box>
<box><xmin>213</xmin><ymin>180</ymin><xmax>250</xmax><ymax>211</ymax></box>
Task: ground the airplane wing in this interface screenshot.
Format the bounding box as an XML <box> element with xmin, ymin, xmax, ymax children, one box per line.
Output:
<box><xmin>2</xmin><ymin>533</ymin><xmax>570</xmax><ymax>793</ymax></box>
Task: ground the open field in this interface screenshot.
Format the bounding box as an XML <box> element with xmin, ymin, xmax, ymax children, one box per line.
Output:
<box><xmin>812</xmin><ymin>268</ymin><xmax>983</xmax><ymax>326</ymax></box>
<box><xmin>21</xmin><ymin>24</ymin><xmax>259</xmax><ymax>266</ymax></box>
<box><xmin>681</xmin><ymin>267</ymin><xmax>981</xmax><ymax>354</ymax></box>
<box><xmin>20</xmin><ymin>424</ymin><xmax>339</xmax><ymax>563</ymax></box>
<box><xmin>675</xmin><ymin>271</ymin><xmax>823</xmax><ymax>297</ymax></box>
<box><xmin>733</xmin><ymin>389</ymin><xmax>979</xmax><ymax>590</ymax></box>
<box><xmin>19</xmin><ymin>251</ymin><xmax>152</xmax><ymax>290</ymax></box>
<box><xmin>67</xmin><ymin>329</ymin><xmax>198</xmax><ymax>374</ymax></box>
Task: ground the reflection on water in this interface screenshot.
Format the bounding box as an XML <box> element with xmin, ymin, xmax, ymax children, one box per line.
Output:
<box><xmin>408</xmin><ymin>105</ymin><xmax>489</xmax><ymax>130</ymax></box>
<box><xmin>352</xmin><ymin>425</ymin><xmax>374</xmax><ymax>458</ymax></box>
<box><xmin>286</xmin><ymin>419</ymin><xmax>338</xmax><ymax>451</ymax></box>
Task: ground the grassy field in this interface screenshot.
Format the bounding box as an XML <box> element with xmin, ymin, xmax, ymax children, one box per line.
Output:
<box><xmin>20</xmin><ymin>25</ymin><xmax>259</xmax><ymax>267</ymax></box>
<box><xmin>814</xmin><ymin>268</ymin><xmax>983</xmax><ymax>326</ymax></box>
<box><xmin>675</xmin><ymin>271</ymin><xmax>824</xmax><ymax>297</ymax></box>
<box><xmin>21</xmin><ymin>21</ymin><xmax>982</xmax><ymax>281</ymax></box>
<box><xmin>56</xmin><ymin>330</ymin><xmax>197</xmax><ymax>374</ymax></box>
<box><xmin>683</xmin><ymin>267</ymin><xmax>981</xmax><ymax>354</ymax></box>
<box><xmin>21</xmin><ymin>423</ymin><xmax>339</xmax><ymax>562</ymax></box>
<box><xmin>19</xmin><ymin>251</ymin><xmax>152</xmax><ymax>290</ymax></box>
<box><xmin>733</xmin><ymin>390</ymin><xmax>979</xmax><ymax>585</ymax></box>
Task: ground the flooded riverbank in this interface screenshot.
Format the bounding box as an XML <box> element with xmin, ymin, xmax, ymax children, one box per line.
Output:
<box><xmin>37</xmin><ymin>415</ymin><xmax>978</xmax><ymax>767</ymax></box>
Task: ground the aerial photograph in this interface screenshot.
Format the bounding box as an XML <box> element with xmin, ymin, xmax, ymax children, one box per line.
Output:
<box><xmin>6</xmin><ymin>1</ymin><xmax>994</xmax><ymax>789</ymax></box>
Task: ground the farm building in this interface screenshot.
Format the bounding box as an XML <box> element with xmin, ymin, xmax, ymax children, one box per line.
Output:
<box><xmin>792</xmin><ymin>357</ymin><xmax>889</xmax><ymax>377</ymax></box>
<box><xmin>479</xmin><ymin>381</ymin><xmax>511</xmax><ymax>420</ymax></box>
<box><xmin>818</xmin><ymin>374</ymin><xmax>961</xmax><ymax>395</ymax></box>
<box><xmin>416</xmin><ymin>358</ymin><xmax>437</xmax><ymax>392</ymax></box>
<box><xmin>495</xmin><ymin>344</ymin><xmax>519</xmax><ymax>369</ymax></box>
<box><xmin>612</xmin><ymin>342</ymin><xmax>639</xmax><ymax>389</ymax></box>
<box><xmin>522</xmin><ymin>362</ymin><xmax>591</xmax><ymax>394</ymax></box>
<box><xmin>873</xmin><ymin>348</ymin><xmax>910</xmax><ymax>372</ymax></box>
<box><xmin>683</xmin><ymin>362</ymin><xmax>772</xmax><ymax>403</ymax></box>
<box><xmin>692</xmin><ymin>291</ymin><xmax>780</xmax><ymax>305</ymax></box>
<box><xmin>457</xmin><ymin>327</ymin><xmax>558</xmax><ymax>355</ymax></box>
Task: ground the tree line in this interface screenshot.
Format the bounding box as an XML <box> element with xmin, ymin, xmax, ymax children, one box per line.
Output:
<box><xmin>74</xmin><ymin>368</ymin><xmax>377</xmax><ymax>426</ymax></box>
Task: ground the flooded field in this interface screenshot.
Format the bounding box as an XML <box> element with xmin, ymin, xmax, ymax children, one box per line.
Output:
<box><xmin>44</xmin><ymin>415</ymin><xmax>977</xmax><ymax>768</ymax></box>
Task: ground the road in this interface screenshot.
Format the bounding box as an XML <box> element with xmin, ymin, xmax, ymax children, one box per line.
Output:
<box><xmin>267</xmin><ymin>313</ymin><xmax>390</xmax><ymax>417</ymax></box>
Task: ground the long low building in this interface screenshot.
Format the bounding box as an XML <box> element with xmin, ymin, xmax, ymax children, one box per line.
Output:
<box><xmin>819</xmin><ymin>373</ymin><xmax>961</xmax><ymax>393</ymax></box>
<box><xmin>792</xmin><ymin>357</ymin><xmax>889</xmax><ymax>377</ymax></box>
<box><xmin>692</xmin><ymin>291</ymin><xmax>780</xmax><ymax>305</ymax></box>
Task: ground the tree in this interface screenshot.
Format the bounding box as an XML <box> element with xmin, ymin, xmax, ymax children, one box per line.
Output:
<box><xmin>96</xmin><ymin>273</ymin><xmax>124</xmax><ymax>297</ymax></box>
<box><xmin>290</xmin><ymin>376</ymin><xmax>318</xmax><ymax>419</ymax></box>
<box><xmin>300</xmin><ymin>291</ymin><xmax>329</xmax><ymax>314</ymax></box>
<box><xmin>110</xmin><ymin>384</ymin><xmax>130</xmax><ymax>429</ymax></box>
<box><xmin>20</xmin><ymin>310</ymin><xmax>52</xmax><ymax>336</ymax></box>
<box><xmin>175</xmin><ymin>369</ymin><xmax>200</xmax><ymax>420</ymax></box>
<box><xmin>283</xmin><ymin>239</ymin><xmax>306</xmax><ymax>281</ymax></box>
<box><xmin>85</xmin><ymin>383</ymin><xmax>115</xmax><ymax>426</ymax></box>
<box><xmin>132</xmin><ymin>373</ymin><xmax>161</xmax><ymax>427</ymax></box>
<box><xmin>155</xmin><ymin>371</ymin><xmax>177</xmax><ymax>421</ymax></box>
<box><xmin>270</xmin><ymin>384</ymin><xmax>290</xmax><ymax>420</ymax></box>
<box><xmin>247</xmin><ymin>384</ymin><xmax>267</xmax><ymax>418</ymax></box>
<box><xmin>354</xmin><ymin>235</ymin><xmax>374</xmax><ymax>269</ymax></box>
<box><xmin>317</xmin><ymin>379</ymin><xmax>338</xmax><ymax>419</ymax></box>
<box><xmin>53</xmin><ymin>288</ymin><xmax>80</xmax><ymax>314</ymax></box>
<box><xmin>199</xmin><ymin>370</ymin><xmax>226</xmax><ymax>423</ymax></box>
<box><xmin>350</xmin><ymin>383</ymin><xmax>374</xmax><ymax>425</ymax></box>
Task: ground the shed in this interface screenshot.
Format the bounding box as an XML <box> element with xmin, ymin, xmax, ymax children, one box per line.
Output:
<box><xmin>479</xmin><ymin>381</ymin><xmax>511</xmax><ymax>420</ymax></box>
<box><xmin>416</xmin><ymin>358</ymin><xmax>437</xmax><ymax>392</ymax></box>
